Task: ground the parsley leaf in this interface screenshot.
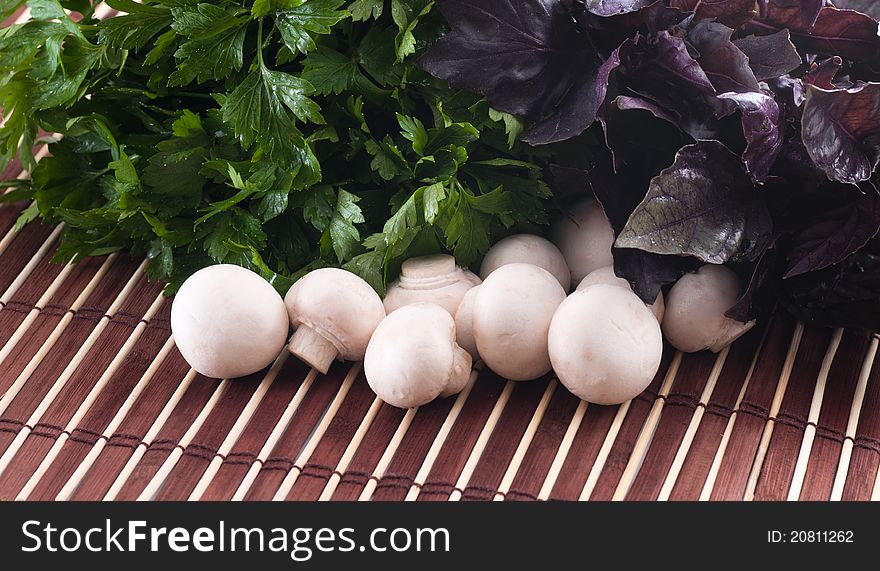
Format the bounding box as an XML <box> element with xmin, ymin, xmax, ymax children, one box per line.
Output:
<box><xmin>274</xmin><ymin>0</ymin><xmax>349</xmax><ymax>56</ymax></box>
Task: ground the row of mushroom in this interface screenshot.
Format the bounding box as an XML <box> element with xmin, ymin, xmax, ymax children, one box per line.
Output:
<box><xmin>170</xmin><ymin>199</ymin><xmax>755</xmax><ymax>409</ymax></box>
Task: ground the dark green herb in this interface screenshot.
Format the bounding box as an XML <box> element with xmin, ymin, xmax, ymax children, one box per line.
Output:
<box><xmin>0</xmin><ymin>0</ymin><xmax>558</xmax><ymax>294</ymax></box>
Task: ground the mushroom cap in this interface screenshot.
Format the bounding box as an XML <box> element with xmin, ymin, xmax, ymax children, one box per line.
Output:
<box><xmin>662</xmin><ymin>264</ymin><xmax>756</xmax><ymax>353</ymax></box>
<box><xmin>383</xmin><ymin>254</ymin><xmax>481</xmax><ymax>316</ymax></box>
<box><xmin>364</xmin><ymin>302</ymin><xmax>472</xmax><ymax>408</ymax></box>
<box><xmin>550</xmin><ymin>199</ymin><xmax>615</xmax><ymax>285</ymax></box>
<box><xmin>171</xmin><ymin>264</ymin><xmax>289</xmax><ymax>379</ymax></box>
<box><xmin>454</xmin><ymin>285</ymin><xmax>480</xmax><ymax>360</ymax></box>
<box><xmin>480</xmin><ymin>234</ymin><xmax>571</xmax><ymax>291</ymax></box>
<box><xmin>577</xmin><ymin>265</ymin><xmax>665</xmax><ymax>322</ymax></box>
<box><xmin>473</xmin><ymin>263</ymin><xmax>566</xmax><ymax>381</ymax></box>
<box><xmin>549</xmin><ymin>284</ymin><xmax>663</xmax><ymax>405</ymax></box>
<box><xmin>284</xmin><ymin>268</ymin><xmax>385</xmax><ymax>361</ymax></box>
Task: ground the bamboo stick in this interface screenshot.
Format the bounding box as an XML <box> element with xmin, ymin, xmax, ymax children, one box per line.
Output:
<box><xmin>447</xmin><ymin>381</ymin><xmax>516</xmax><ymax>501</ymax></box>
<box><xmin>186</xmin><ymin>350</ymin><xmax>291</xmax><ymax>501</ymax></box>
<box><xmin>786</xmin><ymin>329</ymin><xmax>843</xmax><ymax>501</ymax></box>
<box><xmin>0</xmin><ymin>254</ymin><xmax>118</xmax><ymax>407</ymax></box>
<box><xmin>610</xmin><ymin>352</ymin><xmax>683</xmax><ymax>500</ymax></box>
<box><xmin>317</xmin><ymin>396</ymin><xmax>384</xmax><ymax>501</ymax></box>
<box><xmin>270</xmin><ymin>363</ymin><xmax>362</xmax><ymax>501</ymax></box>
<box><xmin>0</xmin><ymin>262</ymin><xmax>77</xmax><ymax>364</ymax></box>
<box><xmin>0</xmin><ymin>224</ymin><xmax>64</xmax><ymax>305</ymax></box>
<box><xmin>537</xmin><ymin>400</ymin><xmax>587</xmax><ymax>500</ymax></box>
<box><xmin>657</xmin><ymin>347</ymin><xmax>731</xmax><ymax>500</ymax></box>
<box><xmin>578</xmin><ymin>400</ymin><xmax>631</xmax><ymax>500</ymax></box>
<box><xmin>493</xmin><ymin>379</ymin><xmax>557</xmax><ymax>501</ymax></box>
<box><xmin>134</xmin><ymin>377</ymin><xmax>233</xmax><ymax>501</ymax></box>
<box><xmin>0</xmin><ymin>139</ymin><xmax>50</xmax><ymax>258</ymax></box>
<box><xmin>357</xmin><ymin>407</ymin><xmax>418</xmax><ymax>501</ymax></box>
<box><xmin>402</xmin><ymin>369</ymin><xmax>480</xmax><ymax>501</ymax></box>
<box><xmin>14</xmin><ymin>292</ymin><xmax>167</xmax><ymax>500</ymax></box>
<box><xmin>54</xmin><ymin>335</ymin><xmax>178</xmax><ymax>500</ymax></box>
<box><xmin>102</xmin><ymin>368</ymin><xmax>201</xmax><ymax>501</ymax></box>
<box><xmin>830</xmin><ymin>336</ymin><xmax>878</xmax><ymax>501</ymax></box>
<box><xmin>230</xmin><ymin>369</ymin><xmax>320</xmax><ymax>501</ymax></box>
<box><xmin>0</xmin><ymin>260</ymin><xmax>148</xmax><ymax>469</ymax></box>
<box><xmin>699</xmin><ymin>322</ymin><xmax>804</xmax><ymax>501</ymax></box>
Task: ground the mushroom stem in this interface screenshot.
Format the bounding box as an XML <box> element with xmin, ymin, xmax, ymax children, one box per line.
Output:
<box><xmin>289</xmin><ymin>326</ymin><xmax>339</xmax><ymax>374</ymax></box>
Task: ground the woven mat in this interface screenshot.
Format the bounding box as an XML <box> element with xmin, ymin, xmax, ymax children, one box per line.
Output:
<box><xmin>3</xmin><ymin>8</ymin><xmax>880</xmax><ymax>503</ymax></box>
<box><xmin>2</xmin><ymin>185</ymin><xmax>880</xmax><ymax>501</ymax></box>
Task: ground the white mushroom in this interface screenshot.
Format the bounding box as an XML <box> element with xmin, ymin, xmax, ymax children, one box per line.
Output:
<box><xmin>479</xmin><ymin>234</ymin><xmax>571</xmax><ymax>291</ymax></box>
<box><xmin>662</xmin><ymin>264</ymin><xmax>756</xmax><ymax>353</ymax></box>
<box><xmin>577</xmin><ymin>265</ymin><xmax>665</xmax><ymax>322</ymax></box>
<box><xmin>549</xmin><ymin>284</ymin><xmax>663</xmax><ymax>405</ymax></box>
<box><xmin>383</xmin><ymin>254</ymin><xmax>481</xmax><ymax>316</ymax></box>
<box><xmin>171</xmin><ymin>264</ymin><xmax>289</xmax><ymax>379</ymax></box>
<box><xmin>284</xmin><ymin>268</ymin><xmax>386</xmax><ymax>373</ymax></box>
<box><xmin>364</xmin><ymin>302</ymin><xmax>472</xmax><ymax>408</ymax></box>
<box><xmin>453</xmin><ymin>285</ymin><xmax>480</xmax><ymax>360</ymax></box>
<box><xmin>472</xmin><ymin>263</ymin><xmax>566</xmax><ymax>381</ymax></box>
<box><xmin>550</xmin><ymin>199</ymin><xmax>615</xmax><ymax>285</ymax></box>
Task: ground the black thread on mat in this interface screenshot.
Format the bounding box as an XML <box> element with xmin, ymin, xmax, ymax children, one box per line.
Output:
<box><xmin>0</xmin><ymin>300</ymin><xmax>168</xmax><ymax>327</ymax></box>
<box><xmin>665</xmin><ymin>392</ymin><xmax>701</xmax><ymax>409</ymax></box>
<box><xmin>223</xmin><ymin>451</ymin><xmax>259</xmax><ymax>467</ymax></box>
<box><xmin>737</xmin><ymin>400</ymin><xmax>771</xmax><ymax>420</ymax></box>
<box><xmin>298</xmin><ymin>463</ymin><xmax>334</xmax><ymax>481</ymax></box>
<box><xmin>775</xmin><ymin>413</ymin><xmax>809</xmax><ymax>431</ymax></box>
<box><xmin>183</xmin><ymin>442</ymin><xmax>222</xmax><ymax>461</ymax></box>
<box><xmin>417</xmin><ymin>481</ymin><xmax>459</xmax><ymax>498</ymax></box>
<box><xmin>505</xmin><ymin>489</ymin><xmax>538</xmax><ymax>501</ymax></box>
<box><xmin>261</xmin><ymin>456</ymin><xmax>296</xmax><ymax>473</ymax></box>
<box><xmin>106</xmin><ymin>433</ymin><xmax>145</xmax><ymax>449</ymax></box>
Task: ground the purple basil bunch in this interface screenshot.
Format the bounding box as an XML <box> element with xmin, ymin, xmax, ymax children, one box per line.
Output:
<box><xmin>419</xmin><ymin>0</ymin><xmax>880</xmax><ymax>329</ymax></box>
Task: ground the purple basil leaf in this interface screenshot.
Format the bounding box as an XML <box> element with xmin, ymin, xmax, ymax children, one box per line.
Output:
<box><xmin>419</xmin><ymin>0</ymin><xmax>599</xmax><ymax>136</ymax></box>
<box><xmin>801</xmin><ymin>82</ymin><xmax>880</xmax><ymax>185</ymax></box>
<box><xmin>784</xmin><ymin>190</ymin><xmax>880</xmax><ymax>277</ymax></box>
<box><xmin>614</xmin><ymin>95</ymin><xmax>679</xmax><ymax>122</ymax></box>
<box><xmin>616</xmin><ymin>140</ymin><xmax>773</xmax><ymax>264</ymax></box>
<box><xmin>670</xmin><ymin>0</ymin><xmax>759</xmax><ymax>27</ymax></box>
<box><xmin>615</xmin><ymin>0</ymin><xmax>693</xmax><ymax>32</ymax></box>
<box><xmin>521</xmin><ymin>61</ymin><xmax>602</xmax><ymax>144</ymax></box>
<box><xmin>726</xmin><ymin>245</ymin><xmax>780</xmax><ymax>321</ymax></box>
<box><xmin>758</xmin><ymin>0</ymin><xmax>824</xmax><ymax>31</ymax></box>
<box><xmin>549</xmin><ymin>164</ymin><xmax>593</xmax><ymax>200</ymax></box>
<box><xmin>601</xmin><ymin>95</ymin><xmax>684</xmax><ymax>170</ymax></box>
<box><xmin>831</xmin><ymin>0</ymin><xmax>880</xmax><ymax>20</ymax></box>
<box><xmin>589</xmin><ymin>161</ymin><xmax>698</xmax><ymax>301</ymax></box>
<box><xmin>653</xmin><ymin>31</ymin><xmax>716</xmax><ymax>95</ymax></box>
<box><xmin>786</xmin><ymin>7</ymin><xmax>880</xmax><ymax>62</ymax></box>
<box><xmin>771</xmin><ymin>139</ymin><xmax>827</xmax><ymax>191</ymax></box>
<box><xmin>768</xmin><ymin>74</ymin><xmax>806</xmax><ymax>108</ymax></box>
<box><xmin>583</xmin><ymin>0</ymin><xmax>655</xmax><ymax>17</ymax></box>
<box><xmin>717</xmin><ymin>91</ymin><xmax>783</xmax><ymax>182</ymax></box>
<box><xmin>688</xmin><ymin>21</ymin><xmax>761</xmax><ymax>94</ymax></box>
<box><xmin>803</xmin><ymin>56</ymin><xmax>843</xmax><ymax>88</ymax></box>
<box><xmin>783</xmin><ymin>251</ymin><xmax>880</xmax><ymax>330</ymax></box>
<box><xmin>594</xmin><ymin>38</ymin><xmax>629</xmax><ymax>109</ymax></box>
<box><xmin>614</xmin><ymin>248</ymin><xmax>698</xmax><ymax>301</ymax></box>
<box><xmin>732</xmin><ymin>30</ymin><xmax>802</xmax><ymax>81</ymax></box>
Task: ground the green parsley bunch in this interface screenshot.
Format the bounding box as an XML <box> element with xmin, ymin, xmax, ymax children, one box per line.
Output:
<box><xmin>0</xmin><ymin>0</ymin><xmax>565</xmax><ymax>293</ymax></box>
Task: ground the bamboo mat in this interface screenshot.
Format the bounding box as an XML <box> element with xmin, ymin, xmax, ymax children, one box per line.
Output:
<box><xmin>4</xmin><ymin>7</ymin><xmax>880</xmax><ymax>503</ymax></box>
<box><xmin>3</xmin><ymin>185</ymin><xmax>880</xmax><ymax>501</ymax></box>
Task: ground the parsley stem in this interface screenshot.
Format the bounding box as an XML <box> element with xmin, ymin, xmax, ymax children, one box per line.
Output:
<box><xmin>256</xmin><ymin>18</ymin><xmax>264</xmax><ymax>68</ymax></box>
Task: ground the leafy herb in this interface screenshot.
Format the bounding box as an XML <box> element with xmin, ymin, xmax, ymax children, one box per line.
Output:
<box><xmin>1</xmin><ymin>0</ymin><xmax>555</xmax><ymax>294</ymax></box>
<box><xmin>6</xmin><ymin>0</ymin><xmax>880</xmax><ymax>331</ymax></box>
<box><xmin>418</xmin><ymin>0</ymin><xmax>880</xmax><ymax>329</ymax></box>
